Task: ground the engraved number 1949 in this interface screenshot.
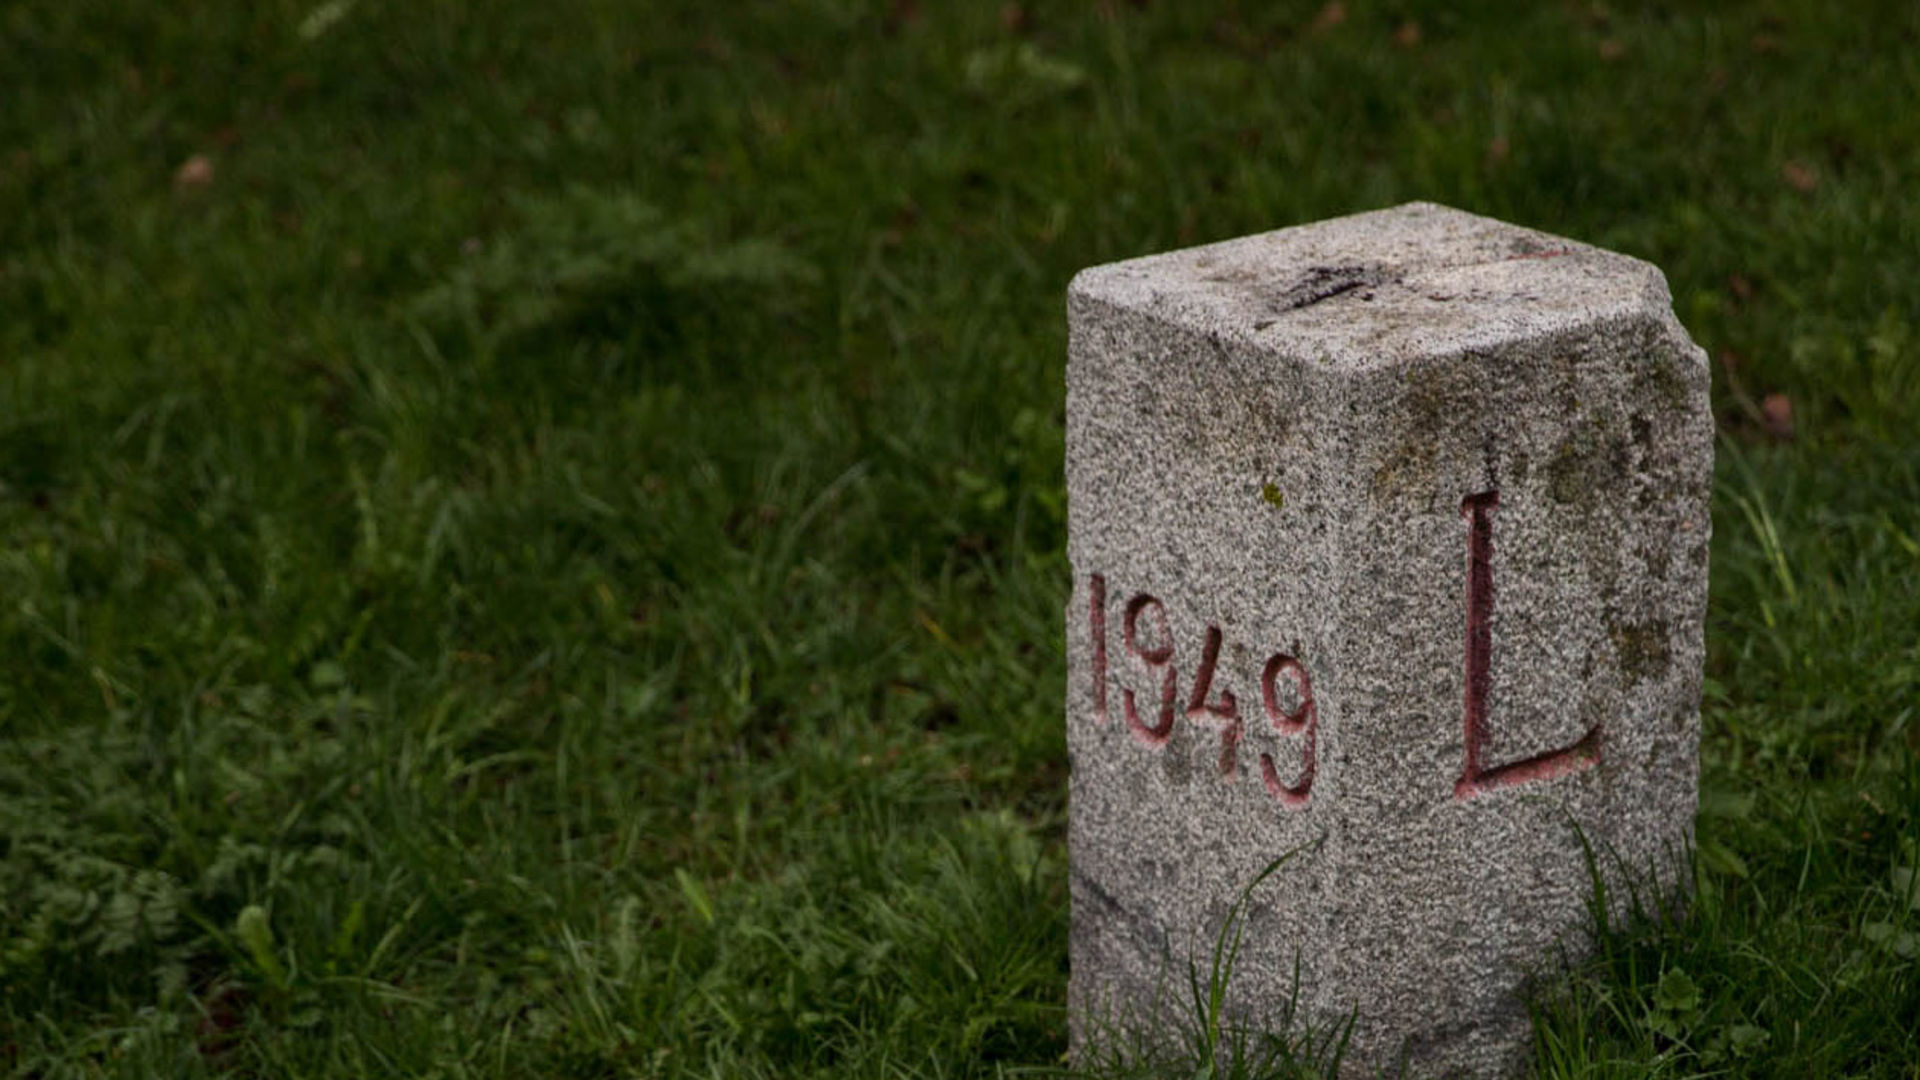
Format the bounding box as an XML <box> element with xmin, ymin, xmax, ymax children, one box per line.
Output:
<box><xmin>1083</xmin><ymin>489</ymin><xmax>1602</xmax><ymax>807</ymax></box>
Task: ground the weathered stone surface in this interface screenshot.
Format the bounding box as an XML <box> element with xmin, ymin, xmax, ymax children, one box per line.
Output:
<box><xmin>1064</xmin><ymin>202</ymin><xmax>1710</xmax><ymax>1077</ymax></box>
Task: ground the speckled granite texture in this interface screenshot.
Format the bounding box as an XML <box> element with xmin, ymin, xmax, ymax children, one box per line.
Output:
<box><xmin>1064</xmin><ymin>202</ymin><xmax>1711</xmax><ymax>1078</ymax></box>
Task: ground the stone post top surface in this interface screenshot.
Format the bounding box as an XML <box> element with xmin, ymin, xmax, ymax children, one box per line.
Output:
<box><xmin>1068</xmin><ymin>201</ymin><xmax>1682</xmax><ymax>369</ymax></box>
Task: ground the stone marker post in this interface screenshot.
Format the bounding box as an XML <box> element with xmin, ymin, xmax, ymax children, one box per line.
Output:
<box><xmin>1065</xmin><ymin>202</ymin><xmax>1710</xmax><ymax>1077</ymax></box>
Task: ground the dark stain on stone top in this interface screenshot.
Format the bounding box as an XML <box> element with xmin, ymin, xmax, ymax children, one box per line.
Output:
<box><xmin>1275</xmin><ymin>264</ymin><xmax>1401</xmax><ymax>312</ymax></box>
<box><xmin>1505</xmin><ymin>233</ymin><xmax>1564</xmax><ymax>259</ymax></box>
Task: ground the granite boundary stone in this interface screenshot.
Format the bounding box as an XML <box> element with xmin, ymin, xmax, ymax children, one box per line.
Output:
<box><xmin>1064</xmin><ymin>202</ymin><xmax>1711</xmax><ymax>1077</ymax></box>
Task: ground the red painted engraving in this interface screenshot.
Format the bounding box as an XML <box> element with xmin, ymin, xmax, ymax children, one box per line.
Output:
<box><xmin>1184</xmin><ymin>625</ymin><xmax>1243</xmax><ymax>778</ymax></box>
<box><xmin>1122</xmin><ymin>593</ymin><xmax>1178</xmax><ymax>747</ymax></box>
<box><xmin>1259</xmin><ymin>654</ymin><xmax>1317</xmax><ymax>808</ymax></box>
<box><xmin>1453</xmin><ymin>491</ymin><xmax>1602</xmax><ymax>801</ymax></box>
<box><xmin>1089</xmin><ymin>574</ymin><xmax>1109</xmax><ymax>725</ymax></box>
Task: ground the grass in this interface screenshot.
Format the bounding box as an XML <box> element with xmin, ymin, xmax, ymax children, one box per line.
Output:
<box><xmin>1</xmin><ymin>0</ymin><xmax>1917</xmax><ymax>1075</ymax></box>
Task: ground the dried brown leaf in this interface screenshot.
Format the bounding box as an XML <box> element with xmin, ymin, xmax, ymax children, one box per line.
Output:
<box><xmin>1782</xmin><ymin>160</ymin><xmax>1818</xmax><ymax>193</ymax></box>
<box><xmin>173</xmin><ymin>154</ymin><xmax>214</xmax><ymax>190</ymax></box>
<box><xmin>1311</xmin><ymin>2</ymin><xmax>1346</xmax><ymax>31</ymax></box>
<box><xmin>1761</xmin><ymin>393</ymin><xmax>1794</xmax><ymax>440</ymax></box>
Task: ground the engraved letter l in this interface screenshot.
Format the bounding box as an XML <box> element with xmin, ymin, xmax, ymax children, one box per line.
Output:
<box><xmin>1454</xmin><ymin>491</ymin><xmax>1602</xmax><ymax>801</ymax></box>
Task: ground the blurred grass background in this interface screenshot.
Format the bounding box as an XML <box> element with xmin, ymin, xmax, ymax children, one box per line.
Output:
<box><xmin>1</xmin><ymin>0</ymin><xmax>1916</xmax><ymax>1076</ymax></box>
